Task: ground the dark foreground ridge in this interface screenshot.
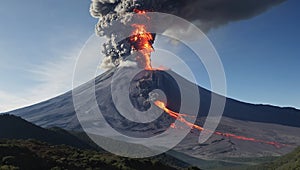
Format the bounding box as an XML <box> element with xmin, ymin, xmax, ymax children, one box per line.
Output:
<box><xmin>0</xmin><ymin>114</ymin><xmax>92</xmax><ymax>150</ymax></box>
<box><xmin>0</xmin><ymin>115</ymin><xmax>199</xmax><ymax>170</ymax></box>
<box><xmin>0</xmin><ymin>139</ymin><xmax>199</xmax><ymax>170</ymax></box>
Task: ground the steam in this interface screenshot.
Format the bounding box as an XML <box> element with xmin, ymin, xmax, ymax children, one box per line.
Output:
<box><xmin>90</xmin><ymin>0</ymin><xmax>286</xmax><ymax>68</ymax></box>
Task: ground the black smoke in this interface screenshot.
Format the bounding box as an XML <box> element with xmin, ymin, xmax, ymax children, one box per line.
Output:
<box><xmin>90</xmin><ymin>0</ymin><xmax>286</xmax><ymax>68</ymax></box>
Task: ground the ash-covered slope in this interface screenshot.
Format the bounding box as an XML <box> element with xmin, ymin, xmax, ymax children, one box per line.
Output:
<box><xmin>4</xmin><ymin>68</ymin><xmax>300</xmax><ymax>159</ymax></box>
<box><xmin>7</xmin><ymin>68</ymin><xmax>300</xmax><ymax>130</ymax></box>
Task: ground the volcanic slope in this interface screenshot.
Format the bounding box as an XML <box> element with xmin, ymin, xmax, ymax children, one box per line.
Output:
<box><xmin>5</xmin><ymin>68</ymin><xmax>300</xmax><ymax>160</ymax></box>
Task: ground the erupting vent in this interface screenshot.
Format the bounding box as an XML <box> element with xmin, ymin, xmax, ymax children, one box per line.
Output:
<box><xmin>130</xmin><ymin>9</ymin><xmax>155</xmax><ymax>70</ymax></box>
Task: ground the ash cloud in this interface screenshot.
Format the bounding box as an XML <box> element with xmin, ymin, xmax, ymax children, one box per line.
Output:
<box><xmin>90</xmin><ymin>0</ymin><xmax>286</xmax><ymax>68</ymax></box>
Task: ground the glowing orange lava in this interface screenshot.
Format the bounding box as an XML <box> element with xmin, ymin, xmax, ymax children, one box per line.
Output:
<box><xmin>131</xmin><ymin>9</ymin><xmax>285</xmax><ymax>149</ymax></box>
<box><xmin>154</xmin><ymin>100</ymin><xmax>285</xmax><ymax>148</ymax></box>
<box><xmin>133</xmin><ymin>9</ymin><xmax>147</xmax><ymax>14</ymax></box>
<box><xmin>130</xmin><ymin>9</ymin><xmax>154</xmax><ymax>70</ymax></box>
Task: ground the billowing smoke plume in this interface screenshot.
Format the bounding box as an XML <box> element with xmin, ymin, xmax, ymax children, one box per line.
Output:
<box><xmin>90</xmin><ymin>0</ymin><xmax>286</xmax><ymax>68</ymax></box>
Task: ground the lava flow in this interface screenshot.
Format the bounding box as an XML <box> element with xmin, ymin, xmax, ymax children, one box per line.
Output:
<box><xmin>129</xmin><ymin>10</ymin><xmax>285</xmax><ymax>149</ymax></box>
<box><xmin>130</xmin><ymin>9</ymin><xmax>154</xmax><ymax>70</ymax></box>
<box><xmin>154</xmin><ymin>101</ymin><xmax>285</xmax><ymax>148</ymax></box>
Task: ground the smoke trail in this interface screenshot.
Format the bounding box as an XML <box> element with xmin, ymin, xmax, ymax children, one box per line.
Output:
<box><xmin>90</xmin><ymin>0</ymin><xmax>286</xmax><ymax>68</ymax></box>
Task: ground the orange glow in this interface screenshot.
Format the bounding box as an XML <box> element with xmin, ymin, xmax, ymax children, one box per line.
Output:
<box><xmin>170</xmin><ymin>123</ymin><xmax>176</xmax><ymax>129</ymax></box>
<box><xmin>154</xmin><ymin>100</ymin><xmax>285</xmax><ymax>148</ymax></box>
<box><xmin>133</xmin><ymin>9</ymin><xmax>147</xmax><ymax>14</ymax></box>
<box><xmin>132</xmin><ymin>9</ymin><xmax>286</xmax><ymax>148</ymax></box>
<box><xmin>131</xmin><ymin>9</ymin><xmax>154</xmax><ymax>70</ymax></box>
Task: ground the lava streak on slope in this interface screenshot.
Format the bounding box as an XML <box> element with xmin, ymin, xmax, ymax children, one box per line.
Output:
<box><xmin>128</xmin><ymin>9</ymin><xmax>285</xmax><ymax>149</ymax></box>
<box><xmin>154</xmin><ymin>101</ymin><xmax>285</xmax><ymax>148</ymax></box>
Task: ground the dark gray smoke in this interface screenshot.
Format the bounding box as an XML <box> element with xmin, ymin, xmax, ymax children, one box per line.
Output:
<box><xmin>90</xmin><ymin>0</ymin><xmax>286</xmax><ymax>68</ymax></box>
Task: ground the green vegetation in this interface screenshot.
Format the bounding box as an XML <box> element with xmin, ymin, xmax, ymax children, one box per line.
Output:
<box><xmin>217</xmin><ymin>147</ymin><xmax>300</xmax><ymax>170</ymax></box>
<box><xmin>251</xmin><ymin>146</ymin><xmax>300</xmax><ymax>170</ymax></box>
<box><xmin>2</xmin><ymin>114</ymin><xmax>299</xmax><ymax>169</ymax></box>
<box><xmin>0</xmin><ymin>139</ymin><xmax>199</xmax><ymax>170</ymax></box>
<box><xmin>0</xmin><ymin>114</ymin><xmax>200</xmax><ymax>169</ymax></box>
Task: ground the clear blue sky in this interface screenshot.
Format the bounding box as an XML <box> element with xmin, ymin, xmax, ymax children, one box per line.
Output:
<box><xmin>0</xmin><ymin>0</ymin><xmax>299</xmax><ymax>112</ymax></box>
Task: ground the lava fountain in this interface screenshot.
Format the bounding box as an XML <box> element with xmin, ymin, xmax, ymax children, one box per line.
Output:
<box><xmin>130</xmin><ymin>9</ymin><xmax>155</xmax><ymax>70</ymax></box>
<box><xmin>129</xmin><ymin>10</ymin><xmax>285</xmax><ymax>148</ymax></box>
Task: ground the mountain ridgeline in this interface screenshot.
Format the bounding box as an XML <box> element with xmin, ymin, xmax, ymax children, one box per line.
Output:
<box><xmin>6</xmin><ymin>68</ymin><xmax>300</xmax><ymax>130</ymax></box>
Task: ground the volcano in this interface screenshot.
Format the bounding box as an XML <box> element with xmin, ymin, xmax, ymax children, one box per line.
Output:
<box><xmin>5</xmin><ymin>68</ymin><xmax>300</xmax><ymax>161</ymax></box>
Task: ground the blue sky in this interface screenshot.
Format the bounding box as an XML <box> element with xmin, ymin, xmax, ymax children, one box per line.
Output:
<box><xmin>208</xmin><ymin>0</ymin><xmax>300</xmax><ymax>108</ymax></box>
<box><xmin>0</xmin><ymin>0</ymin><xmax>299</xmax><ymax>112</ymax></box>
